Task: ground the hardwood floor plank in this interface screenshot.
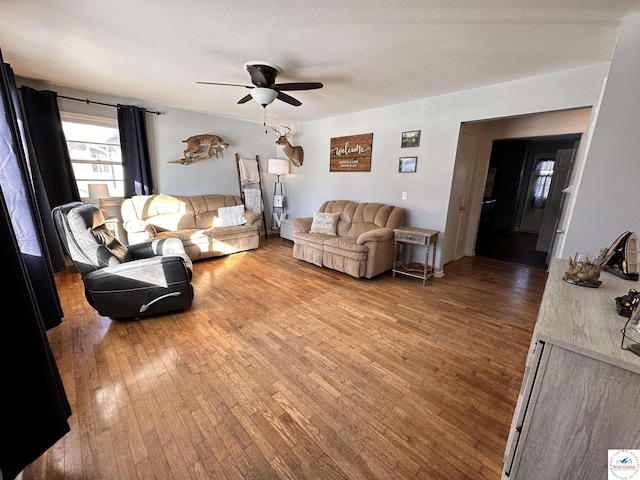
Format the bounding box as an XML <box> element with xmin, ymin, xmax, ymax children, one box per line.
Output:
<box><xmin>23</xmin><ymin>239</ymin><xmax>547</xmax><ymax>479</ymax></box>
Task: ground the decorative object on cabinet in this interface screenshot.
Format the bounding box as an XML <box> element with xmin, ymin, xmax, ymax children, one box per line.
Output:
<box><xmin>168</xmin><ymin>134</ymin><xmax>229</xmax><ymax>164</ymax></box>
<box><xmin>616</xmin><ymin>289</ymin><xmax>640</xmax><ymax>317</ymax></box>
<box><xmin>398</xmin><ymin>157</ymin><xmax>417</xmax><ymax>173</ymax></box>
<box><xmin>601</xmin><ymin>231</ymin><xmax>639</xmax><ymax>280</ymax></box>
<box><xmin>272</xmin><ymin>125</ymin><xmax>304</xmax><ymax>167</ymax></box>
<box><xmin>562</xmin><ymin>251</ymin><xmax>604</xmax><ymax>287</ymax></box>
<box><xmin>329</xmin><ymin>133</ymin><xmax>373</xmax><ymax>172</ymax></box>
<box><xmin>268</xmin><ymin>158</ymin><xmax>290</xmax><ymax>232</ymax></box>
<box><xmin>401</xmin><ymin>130</ymin><xmax>420</xmax><ymax>148</ymax></box>
<box><xmin>392</xmin><ymin>227</ymin><xmax>439</xmax><ymax>285</ymax></box>
<box><xmin>621</xmin><ymin>308</ymin><xmax>640</xmax><ymax>356</ymax></box>
<box><xmin>235</xmin><ymin>153</ymin><xmax>268</xmax><ymax>237</ymax></box>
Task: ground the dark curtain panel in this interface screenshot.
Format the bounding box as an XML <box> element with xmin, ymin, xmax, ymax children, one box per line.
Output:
<box><xmin>5</xmin><ymin>75</ymin><xmax>63</xmax><ymax>329</ymax></box>
<box><xmin>19</xmin><ymin>85</ymin><xmax>80</xmax><ymax>272</ymax></box>
<box><xmin>0</xmin><ymin>53</ymin><xmax>70</xmax><ymax>480</ymax></box>
<box><xmin>19</xmin><ymin>86</ymin><xmax>80</xmax><ymax>206</ymax></box>
<box><xmin>118</xmin><ymin>104</ymin><xmax>154</xmax><ymax>196</ymax></box>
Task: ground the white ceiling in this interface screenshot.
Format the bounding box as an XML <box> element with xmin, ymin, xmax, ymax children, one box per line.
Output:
<box><xmin>2</xmin><ymin>0</ymin><xmax>640</xmax><ymax>125</ymax></box>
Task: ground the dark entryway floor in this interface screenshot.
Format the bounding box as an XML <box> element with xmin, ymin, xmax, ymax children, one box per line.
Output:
<box><xmin>475</xmin><ymin>230</ymin><xmax>548</xmax><ymax>269</ymax></box>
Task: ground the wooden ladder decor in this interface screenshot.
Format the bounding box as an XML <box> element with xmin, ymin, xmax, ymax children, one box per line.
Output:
<box><xmin>235</xmin><ymin>153</ymin><xmax>268</xmax><ymax>237</ymax></box>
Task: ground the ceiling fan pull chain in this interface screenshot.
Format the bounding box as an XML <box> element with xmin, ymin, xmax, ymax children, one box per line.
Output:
<box><xmin>264</xmin><ymin>108</ymin><xmax>268</xmax><ymax>133</ymax></box>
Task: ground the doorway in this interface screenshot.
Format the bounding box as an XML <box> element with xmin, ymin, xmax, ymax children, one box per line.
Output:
<box><xmin>474</xmin><ymin>135</ymin><xmax>580</xmax><ymax>268</ymax></box>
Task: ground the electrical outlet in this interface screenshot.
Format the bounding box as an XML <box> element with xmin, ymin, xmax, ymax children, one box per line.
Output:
<box><xmin>402</xmin><ymin>192</ymin><xmax>407</xmax><ymax>200</ymax></box>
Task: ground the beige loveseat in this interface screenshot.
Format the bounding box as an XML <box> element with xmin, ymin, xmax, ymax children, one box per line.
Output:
<box><xmin>121</xmin><ymin>194</ymin><xmax>261</xmax><ymax>261</ymax></box>
<box><xmin>293</xmin><ymin>200</ymin><xmax>405</xmax><ymax>279</ymax></box>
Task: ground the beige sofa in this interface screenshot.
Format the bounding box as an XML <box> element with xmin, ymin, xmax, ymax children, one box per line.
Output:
<box><xmin>293</xmin><ymin>200</ymin><xmax>405</xmax><ymax>279</ymax></box>
<box><xmin>121</xmin><ymin>194</ymin><xmax>261</xmax><ymax>261</ymax></box>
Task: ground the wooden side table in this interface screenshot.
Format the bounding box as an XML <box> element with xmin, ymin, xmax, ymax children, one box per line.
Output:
<box><xmin>392</xmin><ymin>227</ymin><xmax>439</xmax><ymax>285</ymax></box>
<box><xmin>104</xmin><ymin>217</ymin><xmax>120</xmax><ymax>241</ymax></box>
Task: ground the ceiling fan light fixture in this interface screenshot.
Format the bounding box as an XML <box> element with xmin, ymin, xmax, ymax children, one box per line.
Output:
<box><xmin>250</xmin><ymin>87</ymin><xmax>278</xmax><ymax>107</ymax></box>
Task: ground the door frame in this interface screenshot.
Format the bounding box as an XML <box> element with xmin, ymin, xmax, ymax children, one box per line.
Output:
<box><xmin>442</xmin><ymin>108</ymin><xmax>593</xmax><ymax>268</ymax></box>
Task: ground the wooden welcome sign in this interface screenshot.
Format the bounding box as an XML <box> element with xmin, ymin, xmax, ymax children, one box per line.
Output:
<box><xmin>329</xmin><ymin>133</ymin><xmax>373</xmax><ymax>172</ymax></box>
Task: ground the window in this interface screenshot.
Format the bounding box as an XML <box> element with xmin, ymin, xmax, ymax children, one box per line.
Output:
<box><xmin>61</xmin><ymin>113</ymin><xmax>124</xmax><ymax>198</ymax></box>
<box><xmin>530</xmin><ymin>156</ymin><xmax>555</xmax><ymax>209</ymax></box>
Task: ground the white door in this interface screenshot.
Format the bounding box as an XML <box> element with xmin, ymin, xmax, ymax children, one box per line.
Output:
<box><xmin>521</xmin><ymin>153</ymin><xmax>556</xmax><ymax>234</ymax></box>
<box><xmin>535</xmin><ymin>148</ymin><xmax>575</xmax><ymax>252</ymax></box>
<box><xmin>452</xmin><ymin>130</ymin><xmax>475</xmax><ymax>260</ymax></box>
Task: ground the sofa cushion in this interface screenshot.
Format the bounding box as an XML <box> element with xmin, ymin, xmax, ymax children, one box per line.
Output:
<box><xmin>155</xmin><ymin>229</ymin><xmax>209</xmax><ymax>247</ymax></box>
<box><xmin>310</xmin><ymin>211</ymin><xmax>340</xmax><ymax>235</ymax></box>
<box><xmin>190</xmin><ymin>194</ymin><xmax>244</xmax><ymax>229</ymax></box>
<box><xmin>317</xmin><ymin>200</ymin><xmax>357</xmax><ymax>236</ymax></box>
<box><xmin>295</xmin><ymin>231</ymin><xmax>336</xmax><ymax>248</ymax></box>
<box><xmin>323</xmin><ymin>237</ymin><xmax>369</xmax><ymax>260</ymax></box>
<box><xmin>217</xmin><ymin>205</ymin><xmax>247</xmax><ymax>226</ymax></box>
<box><xmin>125</xmin><ymin>194</ymin><xmax>196</xmax><ymax>231</ymax></box>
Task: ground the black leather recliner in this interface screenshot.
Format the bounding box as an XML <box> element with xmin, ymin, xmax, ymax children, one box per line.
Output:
<box><xmin>52</xmin><ymin>202</ymin><xmax>194</xmax><ymax>319</ymax></box>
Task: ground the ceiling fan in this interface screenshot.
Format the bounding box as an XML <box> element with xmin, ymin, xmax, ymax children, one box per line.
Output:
<box><xmin>197</xmin><ymin>61</ymin><xmax>323</xmax><ymax>108</ymax></box>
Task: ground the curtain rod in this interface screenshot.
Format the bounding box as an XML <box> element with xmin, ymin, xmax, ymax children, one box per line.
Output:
<box><xmin>56</xmin><ymin>94</ymin><xmax>162</xmax><ymax>115</ymax></box>
<box><xmin>17</xmin><ymin>87</ymin><xmax>162</xmax><ymax>115</ymax></box>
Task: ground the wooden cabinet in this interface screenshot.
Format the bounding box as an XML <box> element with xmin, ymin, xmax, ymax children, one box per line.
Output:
<box><xmin>503</xmin><ymin>259</ymin><xmax>640</xmax><ymax>479</ymax></box>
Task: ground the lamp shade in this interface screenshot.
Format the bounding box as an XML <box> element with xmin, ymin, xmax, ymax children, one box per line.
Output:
<box><xmin>87</xmin><ymin>183</ymin><xmax>110</xmax><ymax>198</ymax></box>
<box><xmin>268</xmin><ymin>158</ymin><xmax>290</xmax><ymax>175</ymax></box>
<box><xmin>250</xmin><ymin>87</ymin><xmax>278</xmax><ymax>106</ymax></box>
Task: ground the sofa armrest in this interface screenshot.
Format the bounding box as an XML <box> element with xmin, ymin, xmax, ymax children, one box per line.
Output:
<box><xmin>123</xmin><ymin>219</ymin><xmax>157</xmax><ymax>243</ymax></box>
<box><xmin>128</xmin><ymin>238</ymin><xmax>193</xmax><ymax>272</ymax></box>
<box><xmin>356</xmin><ymin>227</ymin><xmax>394</xmax><ymax>245</ymax></box>
<box><xmin>293</xmin><ymin>217</ymin><xmax>313</xmax><ymax>234</ymax></box>
<box><xmin>244</xmin><ymin>211</ymin><xmax>262</xmax><ymax>226</ymax></box>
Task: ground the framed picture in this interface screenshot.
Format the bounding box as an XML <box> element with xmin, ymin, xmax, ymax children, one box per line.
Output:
<box><xmin>401</xmin><ymin>130</ymin><xmax>421</xmax><ymax>148</ymax></box>
<box><xmin>399</xmin><ymin>156</ymin><xmax>417</xmax><ymax>173</ymax></box>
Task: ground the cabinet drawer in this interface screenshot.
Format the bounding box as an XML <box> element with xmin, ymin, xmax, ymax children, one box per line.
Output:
<box><xmin>395</xmin><ymin>232</ymin><xmax>428</xmax><ymax>244</ymax></box>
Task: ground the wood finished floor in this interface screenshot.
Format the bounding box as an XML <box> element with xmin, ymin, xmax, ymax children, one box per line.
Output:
<box><xmin>25</xmin><ymin>238</ymin><xmax>548</xmax><ymax>480</ymax></box>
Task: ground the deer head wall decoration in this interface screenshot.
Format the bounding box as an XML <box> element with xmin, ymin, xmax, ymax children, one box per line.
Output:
<box><xmin>272</xmin><ymin>125</ymin><xmax>303</xmax><ymax>167</ymax></box>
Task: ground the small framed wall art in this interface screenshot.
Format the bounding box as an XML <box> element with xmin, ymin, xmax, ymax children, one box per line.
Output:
<box><xmin>399</xmin><ymin>156</ymin><xmax>417</xmax><ymax>173</ymax></box>
<box><xmin>401</xmin><ymin>130</ymin><xmax>420</xmax><ymax>148</ymax></box>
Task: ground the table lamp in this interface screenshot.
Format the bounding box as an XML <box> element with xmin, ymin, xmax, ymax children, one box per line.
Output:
<box><xmin>88</xmin><ymin>183</ymin><xmax>110</xmax><ymax>217</ymax></box>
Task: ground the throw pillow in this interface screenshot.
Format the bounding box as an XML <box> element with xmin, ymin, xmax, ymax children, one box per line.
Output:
<box><xmin>310</xmin><ymin>211</ymin><xmax>340</xmax><ymax>235</ymax></box>
<box><xmin>218</xmin><ymin>205</ymin><xmax>247</xmax><ymax>226</ymax></box>
<box><xmin>91</xmin><ymin>225</ymin><xmax>132</xmax><ymax>263</ymax></box>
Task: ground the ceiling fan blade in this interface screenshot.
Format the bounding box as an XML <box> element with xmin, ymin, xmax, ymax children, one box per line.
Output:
<box><xmin>245</xmin><ymin>63</ymin><xmax>279</xmax><ymax>87</ymax></box>
<box><xmin>274</xmin><ymin>82</ymin><xmax>323</xmax><ymax>91</ymax></box>
<box><xmin>237</xmin><ymin>93</ymin><xmax>253</xmax><ymax>104</ymax></box>
<box><xmin>196</xmin><ymin>81</ymin><xmax>251</xmax><ymax>88</ymax></box>
<box><xmin>276</xmin><ymin>91</ymin><xmax>302</xmax><ymax>107</ymax></box>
